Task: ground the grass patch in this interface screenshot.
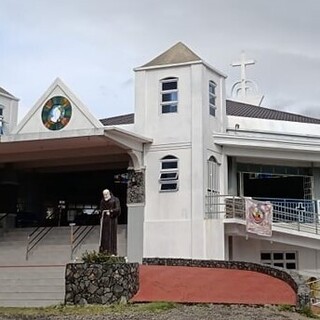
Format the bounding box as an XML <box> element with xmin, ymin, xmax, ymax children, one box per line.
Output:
<box><xmin>278</xmin><ymin>304</ymin><xmax>295</xmax><ymax>312</ymax></box>
<box><xmin>0</xmin><ymin>302</ymin><xmax>178</xmax><ymax>318</ymax></box>
<box><xmin>133</xmin><ymin>301</ymin><xmax>177</xmax><ymax>313</ymax></box>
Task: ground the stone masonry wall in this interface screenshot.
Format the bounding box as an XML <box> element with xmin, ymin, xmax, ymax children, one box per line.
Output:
<box><xmin>127</xmin><ymin>170</ymin><xmax>145</xmax><ymax>204</ymax></box>
<box><xmin>65</xmin><ymin>263</ymin><xmax>139</xmax><ymax>305</ymax></box>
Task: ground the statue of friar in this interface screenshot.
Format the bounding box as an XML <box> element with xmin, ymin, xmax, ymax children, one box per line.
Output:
<box><xmin>99</xmin><ymin>189</ymin><xmax>121</xmax><ymax>255</ymax></box>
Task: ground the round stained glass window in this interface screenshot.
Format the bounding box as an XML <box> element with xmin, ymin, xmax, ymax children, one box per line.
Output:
<box><xmin>41</xmin><ymin>96</ymin><xmax>72</xmax><ymax>130</ymax></box>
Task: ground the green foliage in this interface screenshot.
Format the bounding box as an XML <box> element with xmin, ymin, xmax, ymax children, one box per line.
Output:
<box><xmin>134</xmin><ymin>301</ymin><xmax>177</xmax><ymax>313</ymax></box>
<box><xmin>298</xmin><ymin>305</ymin><xmax>317</xmax><ymax>318</ymax></box>
<box><xmin>278</xmin><ymin>304</ymin><xmax>294</xmax><ymax>312</ymax></box>
<box><xmin>0</xmin><ymin>302</ymin><xmax>178</xmax><ymax>317</ymax></box>
<box><xmin>81</xmin><ymin>250</ymin><xmax>126</xmax><ymax>264</ymax></box>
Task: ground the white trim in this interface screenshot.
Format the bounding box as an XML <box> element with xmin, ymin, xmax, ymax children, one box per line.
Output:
<box><xmin>213</xmin><ymin>132</ymin><xmax>320</xmax><ymax>153</ymax></box>
<box><xmin>134</xmin><ymin>60</ymin><xmax>203</xmax><ymax>71</ymax></box>
<box><xmin>13</xmin><ymin>78</ymin><xmax>103</xmax><ymax>134</ymax></box>
<box><xmin>0</xmin><ymin>91</ymin><xmax>19</xmax><ymax>101</ymax></box>
<box><xmin>127</xmin><ymin>203</ymin><xmax>145</xmax><ymax>207</ymax></box>
<box><xmin>148</xmin><ymin>142</ymin><xmax>191</xmax><ymax>152</ymax></box>
<box><xmin>134</xmin><ymin>60</ymin><xmax>228</xmax><ymax>78</ymax></box>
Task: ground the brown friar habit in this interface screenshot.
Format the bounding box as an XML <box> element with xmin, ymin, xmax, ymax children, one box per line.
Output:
<box><xmin>99</xmin><ymin>194</ymin><xmax>121</xmax><ymax>255</ymax></box>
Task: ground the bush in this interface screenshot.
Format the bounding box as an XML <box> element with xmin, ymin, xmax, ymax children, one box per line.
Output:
<box><xmin>298</xmin><ymin>305</ymin><xmax>316</xmax><ymax>318</ymax></box>
<box><xmin>81</xmin><ymin>250</ymin><xmax>126</xmax><ymax>264</ymax></box>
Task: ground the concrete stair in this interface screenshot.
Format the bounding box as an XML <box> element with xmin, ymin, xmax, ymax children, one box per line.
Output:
<box><xmin>0</xmin><ymin>225</ymin><xmax>127</xmax><ymax>307</ymax></box>
<box><xmin>0</xmin><ymin>265</ymin><xmax>65</xmax><ymax>307</ymax></box>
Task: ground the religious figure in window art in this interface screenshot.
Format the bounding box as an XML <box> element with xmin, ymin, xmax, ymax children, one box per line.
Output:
<box><xmin>99</xmin><ymin>189</ymin><xmax>121</xmax><ymax>255</ymax></box>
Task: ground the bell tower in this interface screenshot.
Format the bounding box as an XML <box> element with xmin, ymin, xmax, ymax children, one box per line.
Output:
<box><xmin>0</xmin><ymin>87</ymin><xmax>19</xmax><ymax>135</ymax></box>
<box><xmin>133</xmin><ymin>42</ymin><xmax>227</xmax><ymax>260</ymax></box>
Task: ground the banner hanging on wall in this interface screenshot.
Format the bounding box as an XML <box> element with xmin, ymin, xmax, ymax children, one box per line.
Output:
<box><xmin>245</xmin><ymin>198</ymin><xmax>273</xmax><ymax>237</ymax></box>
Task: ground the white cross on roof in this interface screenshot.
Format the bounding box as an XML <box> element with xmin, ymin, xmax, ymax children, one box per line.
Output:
<box><xmin>231</xmin><ymin>51</ymin><xmax>255</xmax><ymax>99</ymax></box>
<box><xmin>231</xmin><ymin>51</ymin><xmax>264</xmax><ymax>106</ymax></box>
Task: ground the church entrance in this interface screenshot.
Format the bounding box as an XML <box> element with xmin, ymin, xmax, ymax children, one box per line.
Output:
<box><xmin>11</xmin><ymin>168</ymin><xmax>128</xmax><ymax>228</ymax></box>
<box><xmin>0</xmin><ymin>134</ymin><xmax>136</xmax><ymax>229</ymax></box>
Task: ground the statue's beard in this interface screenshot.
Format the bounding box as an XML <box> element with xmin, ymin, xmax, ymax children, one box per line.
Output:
<box><xmin>104</xmin><ymin>195</ymin><xmax>111</xmax><ymax>201</ymax></box>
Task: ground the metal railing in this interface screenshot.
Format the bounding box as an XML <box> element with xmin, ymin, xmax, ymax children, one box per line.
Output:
<box><xmin>25</xmin><ymin>211</ymin><xmax>56</xmax><ymax>260</ymax></box>
<box><xmin>70</xmin><ymin>224</ymin><xmax>96</xmax><ymax>261</ymax></box>
<box><xmin>205</xmin><ymin>194</ymin><xmax>320</xmax><ymax>235</ymax></box>
<box><xmin>0</xmin><ymin>213</ymin><xmax>9</xmax><ymax>223</ymax></box>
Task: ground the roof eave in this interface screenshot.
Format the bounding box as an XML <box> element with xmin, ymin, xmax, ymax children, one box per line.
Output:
<box><xmin>0</xmin><ymin>91</ymin><xmax>19</xmax><ymax>101</ymax></box>
<box><xmin>104</xmin><ymin>126</ymin><xmax>153</xmax><ymax>144</ymax></box>
<box><xmin>134</xmin><ymin>60</ymin><xmax>203</xmax><ymax>71</ymax></box>
<box><xmin>134</xmin><ymin>60</ymin><xmax>227</xmax><ymax>78</ymax></box>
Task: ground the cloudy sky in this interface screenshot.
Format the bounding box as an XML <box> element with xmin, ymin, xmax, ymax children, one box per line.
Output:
<box><xmin>1</xmin><ymin>0</ymin><xmax>320</xmax><ymax>121</ymax></box>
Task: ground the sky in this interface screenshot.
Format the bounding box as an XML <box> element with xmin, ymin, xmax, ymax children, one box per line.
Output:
<box><xmin>1</xmin><ymin>0</ymin><xmax>320</xmax><ymax>121</ymax></box>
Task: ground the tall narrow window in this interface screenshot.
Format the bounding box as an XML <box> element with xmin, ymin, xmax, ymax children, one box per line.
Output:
<box><xmin>0</xmin><ymin>106</ymin><xmax>4</xmax><ymax>135</ymax></box>
<box><xmin>206</xmin><ymin>156</ymin><xmax>220</xmax><ymax>218</ymax></box>
<box><xmin>207</xmin><ymin>156</ymin><xmax>219</xmax><ymax>195</ymax></box>
<box><xmin>159</xmin><ymin>155</ymin><xmax>179</xmax><ymax>191</ymax></box>
<box><xmin>160</xmin><ymin>77</ymin><xmax>178</xmax><ymax>113</ymax></box>
<box><xmin>209</xmin><ymin>81</ymin><xmax>216</xmax><ymax>116</ymax></box>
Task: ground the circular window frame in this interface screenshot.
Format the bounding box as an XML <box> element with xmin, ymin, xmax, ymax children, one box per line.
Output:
<box><xmin>41</xmin><ymin>96</ymin><xmax>72</xmax><ymax>131</ymax></box>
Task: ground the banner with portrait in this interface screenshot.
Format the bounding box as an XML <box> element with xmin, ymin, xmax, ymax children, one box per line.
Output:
<box><xmin>245</xmin><ymin>198</ymin><xmax>273</xmax><ymax>237</ymax></box>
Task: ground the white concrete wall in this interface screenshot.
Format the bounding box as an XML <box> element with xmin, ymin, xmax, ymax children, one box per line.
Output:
<box><xmin>135</xmin><ymin>66</ymin><xmax>192</xmax><ymax>144</ymax></box>
<box><xmin>232</xmin><ymin>235</ymin><xmax>320</xmax><ymax>276</ymax></box>
<box><xmin>143</xmin><ymin>146</ymin><xmax>194</xmax><ymax>258</ymax></box>
<box><xmin>135</xmin><ymin>61</ymin><xmax>228</xmax><ymax>260</ymax></box>
<box><xmin>13</xmin><ymin>80</ymin><xmax>102</xmax><ymax>135</ymax></box>
<box><xmin>228</xmin><ymin>115</ymin><xmax>320</xmax><ymax>138</ymax></box>
<box><xmin>0</xmin><ymin>93</ymin><xmax>18</xmax><ymax>134</ymax></box>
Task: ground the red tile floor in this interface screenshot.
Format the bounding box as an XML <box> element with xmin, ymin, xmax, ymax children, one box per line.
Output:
<box><xmin>131</xmin><ymin>265</ymin><xmax>296</xmax><ymax>305</ymax></box>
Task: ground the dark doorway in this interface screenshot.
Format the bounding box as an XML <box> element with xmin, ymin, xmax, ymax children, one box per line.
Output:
<box><xmin>15</xmin><ymin>169</ymin><xmax>128</xmax><ymax>227</ymax></box>
<box><xmin>243</xmin><ymin>173</ymin><xmax>304</xmax><ymax>199</ymax></box>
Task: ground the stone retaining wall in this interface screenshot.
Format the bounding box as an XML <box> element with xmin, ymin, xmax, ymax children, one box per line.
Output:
<box><xmin>143</xmin><ymin>258</ymin><xmax>310</xmax><ymax>309</ymax></box>
<box><xmin>65</xmin><ymin>263</ymin><xmax>139</xmax><ymax>305</ymax></box>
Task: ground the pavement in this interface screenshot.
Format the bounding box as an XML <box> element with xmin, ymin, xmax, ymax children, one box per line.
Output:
<box><xmin>132</xmin><ymin>265</ymin><xmax>297</xmax><ymax>305</ymax></box>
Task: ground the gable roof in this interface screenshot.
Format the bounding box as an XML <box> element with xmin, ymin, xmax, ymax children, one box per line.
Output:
<box><xmin>140</xmin><ymin>42</ymin><xmax>202</xmax><ymax>68</ymax></box>
<box><xmin>13</xmin><ymin>78</ymin><xmax>102</xmax><ymax>135</ymax></box>
<box><xmin>0</xmin><ymin>87</ymin><xmax>16</xmax><ymax>99</ymax></box>
<box><xmin>100</xmin><ymin>101</ymin><xmax>320</xmax><ymax>126</ymax></box>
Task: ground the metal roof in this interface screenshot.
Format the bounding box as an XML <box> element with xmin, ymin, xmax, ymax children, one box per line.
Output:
<box><xmin>226</xmin><ymin>100</ymin><xmax>320</xmax><ymax>124</ymax></box>
<box><xmin>100</xmin><ymin>113</ymin><xmax>134</xmax><ymax>126</ymax></box>
<box><xmin>99</xmin><ymin>100</ymin><xmax>320</xmax><ymax>126</ymax></box>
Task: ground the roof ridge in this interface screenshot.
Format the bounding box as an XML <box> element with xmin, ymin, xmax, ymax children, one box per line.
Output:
<box><xmin>140</xmin><ymin>42</ymin><xmax>202</xmax><ymax>68</ymax></box>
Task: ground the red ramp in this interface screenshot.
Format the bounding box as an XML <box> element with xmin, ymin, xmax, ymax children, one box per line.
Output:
<box><xmin>132</xmin><ymin>265</ymin><xmax>296</xmax><ymax>305</ymax></box>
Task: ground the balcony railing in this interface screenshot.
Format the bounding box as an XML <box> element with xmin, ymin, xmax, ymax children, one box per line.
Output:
<box><xmin>205</xmin><ymin>194</ymin><xmax>320</xmax><ymax>235</ymax></box>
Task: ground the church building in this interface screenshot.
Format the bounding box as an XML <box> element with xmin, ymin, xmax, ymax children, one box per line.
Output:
<box><xmin>1</xmin><ymin>42</ymin><xmax>320</xmax><ymax>276</ymax></box>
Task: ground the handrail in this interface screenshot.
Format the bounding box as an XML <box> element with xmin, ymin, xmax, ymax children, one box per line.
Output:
<box><xmin>26</xmin><ymin>226</ymin><xmax>53</xmax><ymax>260</ymax></box>
<box><xmin>206</xmin><ymin>194</ymin><xmax>320</xmax><ymax>235</ymax></box>
<box><xmin>25</xmin><ymin>210</ymin><xmax>57</xmax><ymax>260</ymax></box>
<box><xmin>0</xmin><ymin>213</ymin><xmax>9</xmax><ymax>223</ymax></box>
<box><xmin>71</xmin><ymin>225</ymin><xmax>96</xmax><ymax>261</ymax></box>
